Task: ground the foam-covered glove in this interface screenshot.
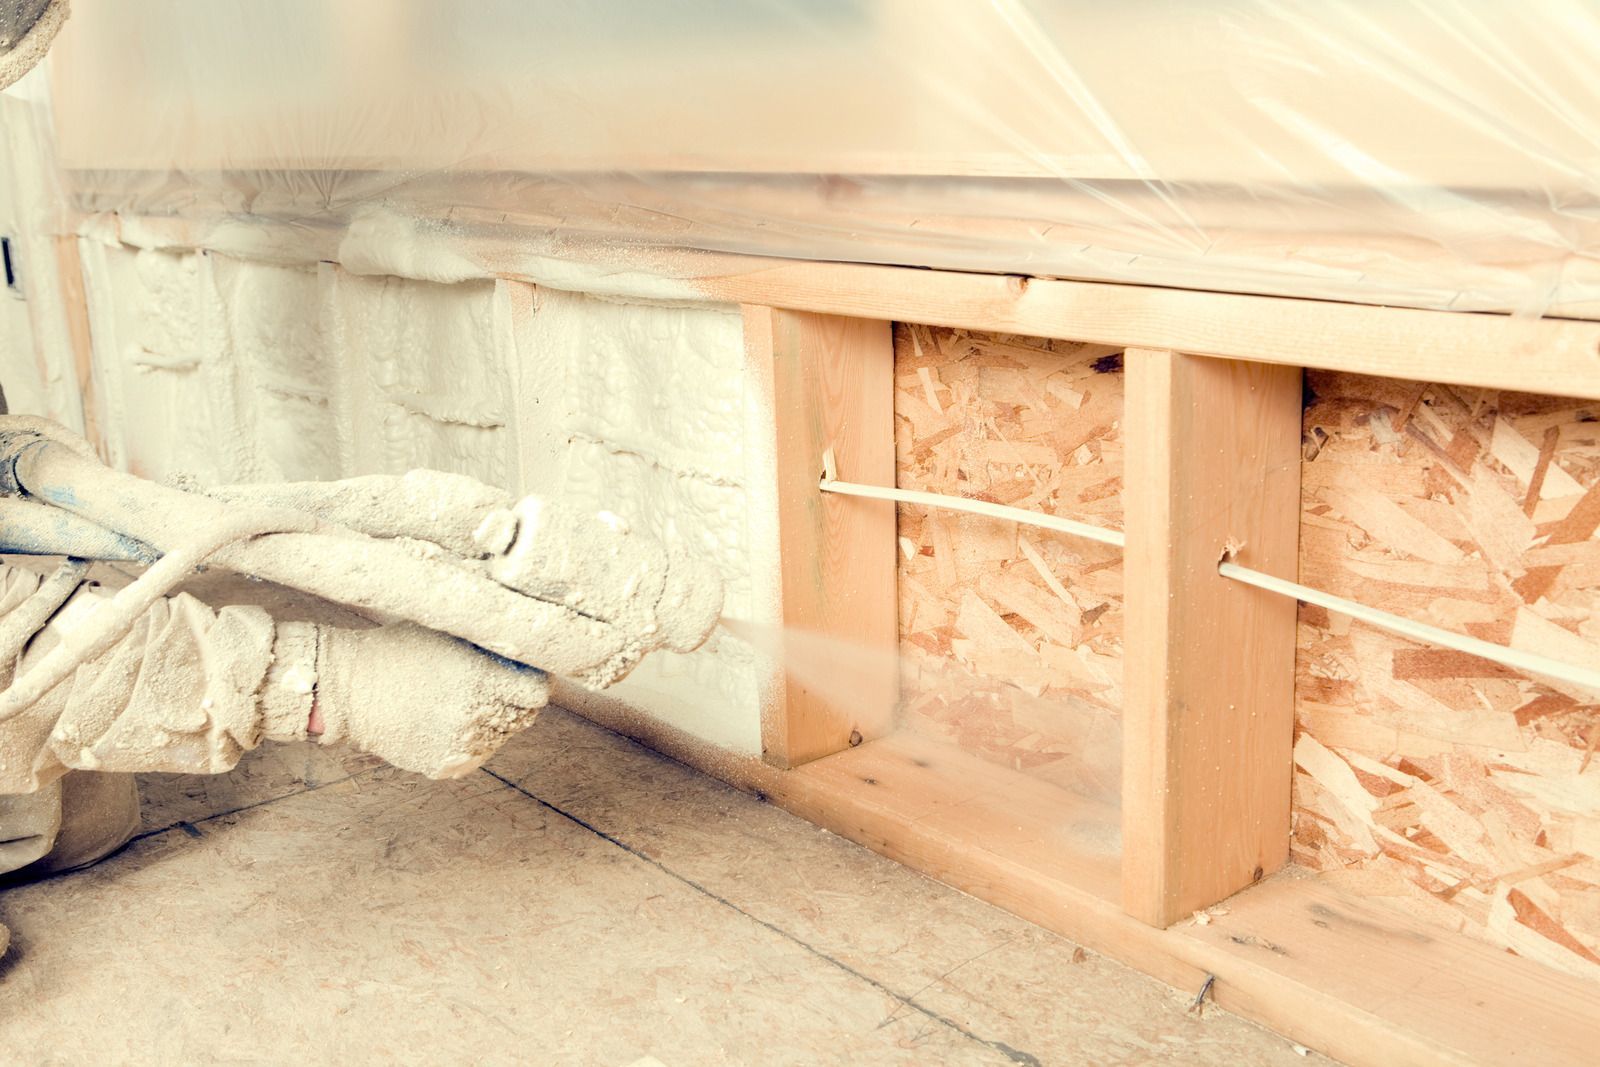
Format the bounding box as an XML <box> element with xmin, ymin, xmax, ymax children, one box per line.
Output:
<box><xmin>304</xmin><ymin>622</ymin><xmax>548</xmax><ymax>778</ymax></box>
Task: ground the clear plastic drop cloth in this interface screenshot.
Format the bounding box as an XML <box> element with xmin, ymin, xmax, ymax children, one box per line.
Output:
<box><xmin>22</xmin><ymin>0</ymin><xmax>1600</xmax><ymax>316</ymax></box>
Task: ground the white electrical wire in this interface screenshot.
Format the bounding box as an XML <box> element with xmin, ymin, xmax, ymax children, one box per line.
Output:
<box><xmin>1220</xmin><ymin>562</ymin><xmax>1600</xmax><ymax>695</ymax></box>
<box><xmin>817</xmin><ymin>478</ymin><xmax>1126</xmax><ymax>548</ymax></box>
<box><xmin>818</xmin><ymin>476</ymin><xmax>1599</xmax><ymax>695</ymax></box>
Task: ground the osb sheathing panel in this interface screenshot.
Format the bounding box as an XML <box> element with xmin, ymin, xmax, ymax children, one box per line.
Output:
<box><xmin>1295</xmin><ymin>371</ymin><xmax>1600</xmax><ymax>983</ymax></box>
<box><xmin>893</xmin><ymin>324</ymin><xmax>1124</xmax><ymax>795</ymax></box>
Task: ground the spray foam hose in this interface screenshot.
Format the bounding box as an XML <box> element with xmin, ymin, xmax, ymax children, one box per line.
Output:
<box><xmin>0</xmin><ymin>497</ymin><xmax>152</xmax><ymax>562</ymax></box>
<box><xmin>1</xmin><ymin>434</ymin><xmax>631</xmax><ymax>684</ymax></box>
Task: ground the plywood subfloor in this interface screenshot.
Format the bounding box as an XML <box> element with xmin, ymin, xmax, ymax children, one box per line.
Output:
<box><xmin>0</xmin><ymin>708</ymin><xmax>1318</xmax><ymax>1066</ymax></box>
<box><xmin>1295</xmin><ymin>372</ymin><xmax>1600</xmax><ymax>983</ymax></box>
<box><xmin>894</xmin><ymin>324</ymin><xmax>1124</xmax><ymax>797</ymax></box>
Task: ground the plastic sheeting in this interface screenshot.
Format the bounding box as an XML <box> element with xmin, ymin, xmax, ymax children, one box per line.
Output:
<box><xmin>28</xmin><ymin>0</ymin><xmax>1600</xmax><ymax>317</ymax></box>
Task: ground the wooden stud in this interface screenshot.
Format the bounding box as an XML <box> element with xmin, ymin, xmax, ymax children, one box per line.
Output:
<box><xmin>744</xmin><ymin>306</ymin><xmax>898</xmax><ymax>767</ymax></box>
<box><xmin>1121</xmin><ymin>348</ymin><xmax>1303</xmax><ymax>927</ymax></box>
<box><xmin>49</xmin><ymin>235</ymin><xmax>102</xmax><ymax>454</ymax></box>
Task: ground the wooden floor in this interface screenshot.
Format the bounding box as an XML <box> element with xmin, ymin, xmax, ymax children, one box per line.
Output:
<box><xmin>0</xmin><ymin>708</ymin><xmax>1318</xmax><ymax>1066</ymax></box>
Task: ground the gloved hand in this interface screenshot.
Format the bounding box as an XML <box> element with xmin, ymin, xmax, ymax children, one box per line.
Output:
<box><xmin>307</xmin><ymin>622</ymin><xmax>549</xmax><ymax>778</ymax></box>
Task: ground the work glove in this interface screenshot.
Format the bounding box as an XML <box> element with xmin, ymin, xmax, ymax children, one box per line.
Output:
<box><xmin>306</xmin><ymin>622</ymin><xmax>549</xmax><ymax>779</ymax></box>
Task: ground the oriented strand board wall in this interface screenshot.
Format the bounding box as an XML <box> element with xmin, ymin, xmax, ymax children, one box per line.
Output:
<box><xmin>893</xmin><ymin>324</ymin><xmax>1124</xmax><ymax>796</ymax></box>
<box><xmin>1294</xmin><ymin>372</ymin><xmax>1600</xmax><ymax>982</ymax></box>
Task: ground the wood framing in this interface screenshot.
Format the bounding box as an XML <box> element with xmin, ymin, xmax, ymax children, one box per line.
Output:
<box><xmin>688</xmin><ymin>259</ymin><xmax>1600</xmax><ymax>400</ymax></box>
<box><xmin>571</xmin><ymin>316</ymin><xmax>1596</xmax><ymax>1064</ymax></box>
<box><xmin>1121</xmin><ymin>349</ymin><xmax>1304</xmax><ymax>926</ymax></box>
<box><xmin>77</xmin><ymin>213</ymin><xmax>1600</xmax><ymax>1062</ymax></box>
<box><xmin>745</xmin><ymin>306</ymin><xmax>899</xmax><ymax>767</ymax></box>
<box><xmin>50</xmin><ymin>236</ymin><xmax>102</xmax><ymax>454</ymax></box>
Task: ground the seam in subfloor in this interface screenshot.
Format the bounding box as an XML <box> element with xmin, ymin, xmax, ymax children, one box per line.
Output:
<box><xmin>128</xmin><ymin>767</ymin><xmax>380</xmax><ymax>846</ymax></box>
<box><xmin>480</xmin><ymin>767</ymin><xmax>1043</xmax><ymax>1067</ymax></box>
<box><xmin>1</xmin><ymin>768</ymin><xmax>384</xmax><ymax>892</ymax></box>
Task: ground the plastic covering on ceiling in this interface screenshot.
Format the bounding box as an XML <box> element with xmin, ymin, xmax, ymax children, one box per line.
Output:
<box><xmin>26</xmin><ymin>0</ymin><xmax>1600</xmax><ymax>317</ymax></box>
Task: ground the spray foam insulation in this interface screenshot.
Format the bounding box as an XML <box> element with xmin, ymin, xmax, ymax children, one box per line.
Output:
<box><xmin>66</xmin><ymin>240</ymin><xmax>765</xmax><ymax>754</ymax></box>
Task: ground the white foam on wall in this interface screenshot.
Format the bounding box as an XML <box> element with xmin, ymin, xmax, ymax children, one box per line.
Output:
<box><xmin>40</xmin><ymin>234</ymin><xmax>771</xmax><ymax>755</ymax></box>
<box><xmin>213</xmin><ymin>256</ymin><xmax>340</xmax><ymax>482</ymax></box>
<box><xmin>326</xmin><ymin>270</ymin><xmax>516</xmax><ymax>488</ymax></box>
<box><xmin>511</xmin><ymin>287</ymin><xmax>761</xmax><ymax>752</ymax></box>
<box><xmin>79</xmin><ymin>245</ymin><xmax>217</xmax><ymax>481</ymax></box>
<box><xmin>0</xmin><ymin>95</ymin><xmax>85</xmax><ymax>432</ymax></box>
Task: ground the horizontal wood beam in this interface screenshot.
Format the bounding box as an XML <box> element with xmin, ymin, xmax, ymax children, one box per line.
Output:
<box><xmin>105</xmin><ymin>213</ymin><xmax>1600</xmax><ymax>401</ymax></box>
<box><xmin>688</xmin><ymin>259</ymin><xmax>1600</xmax><ymax>400</ymax></box>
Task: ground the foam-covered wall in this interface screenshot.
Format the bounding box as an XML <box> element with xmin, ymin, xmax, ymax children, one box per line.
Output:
<box><xmin>0</xmin><ymin>94</ymin><xmax>86</xmax><ymax>432</ymax></box>
<box><xmin>9</xmin><ymin>227</ymin><xmax>768</xmax><ymax>754</ymax></box>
